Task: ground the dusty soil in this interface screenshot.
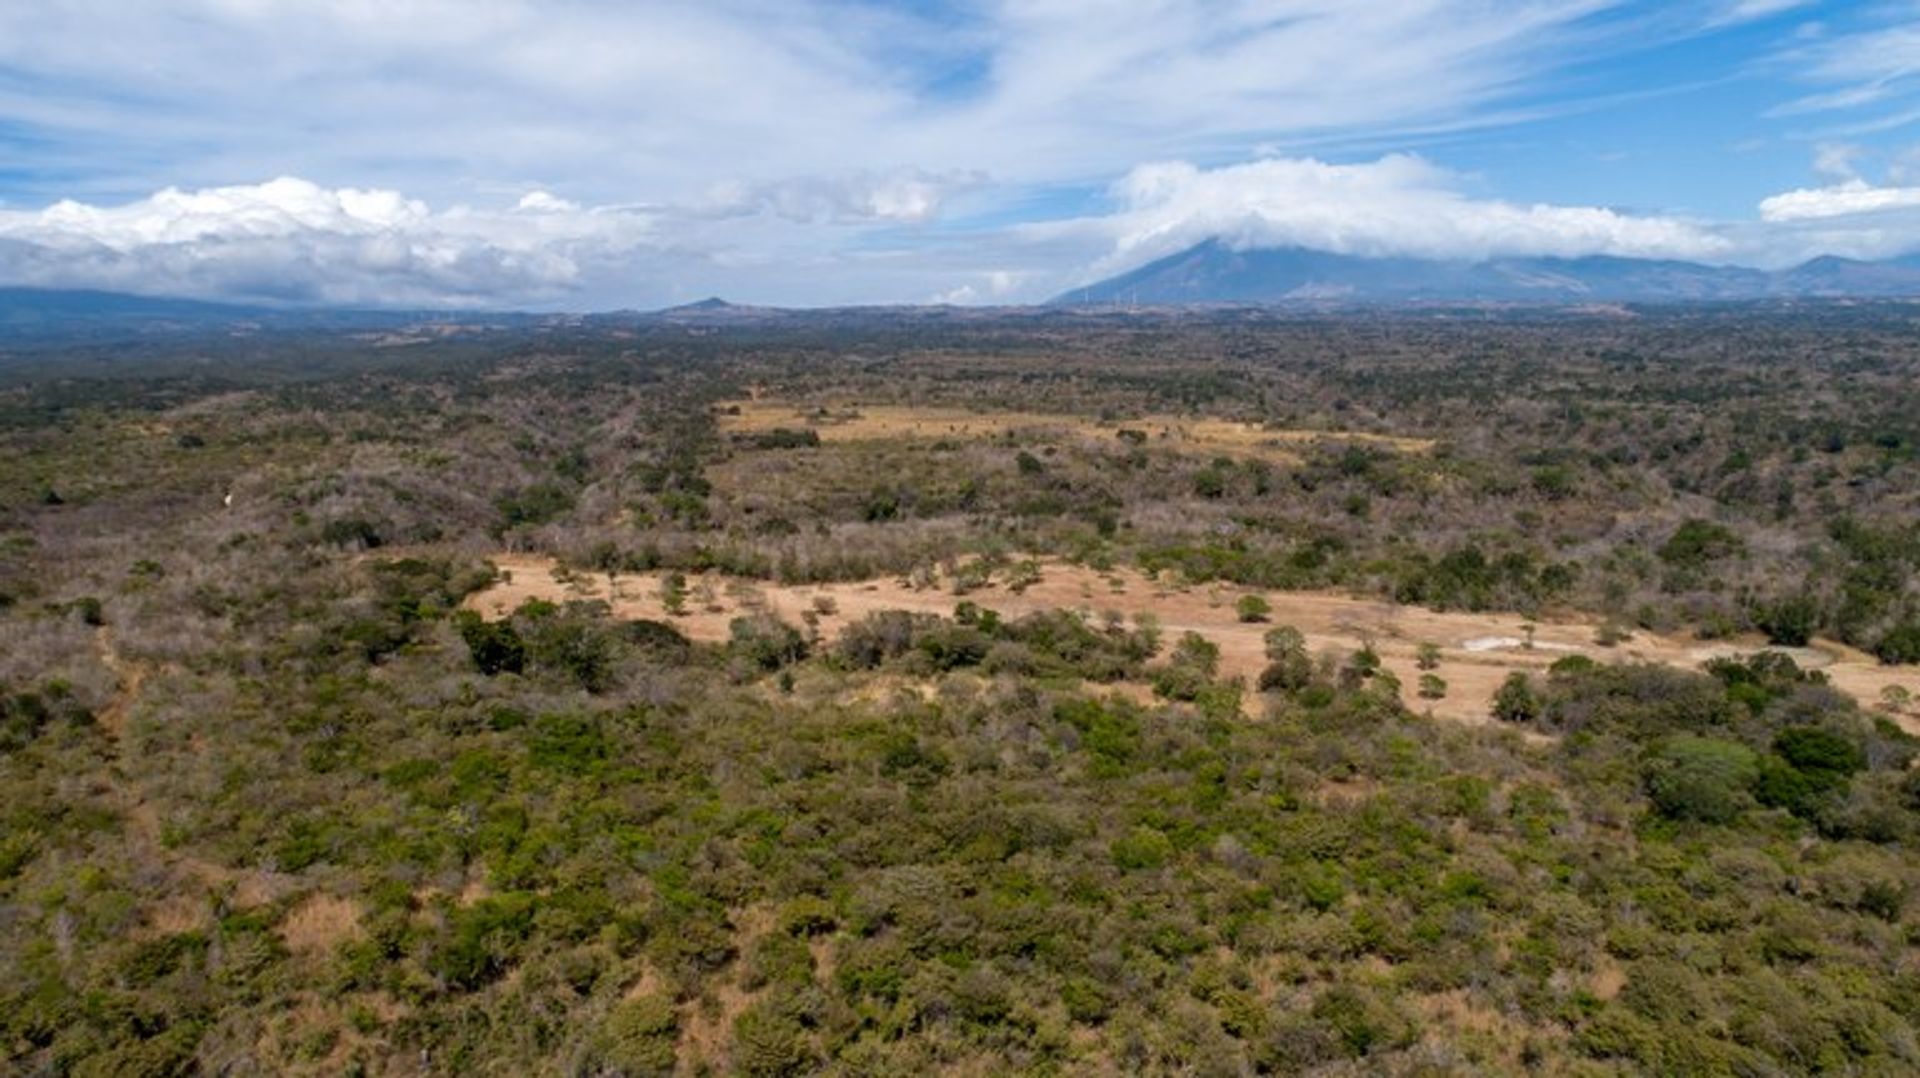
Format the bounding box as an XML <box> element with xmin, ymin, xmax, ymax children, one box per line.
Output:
<box><xmin>466</xmin><ymin>555</ymin><xmax>1920</xmax><ymax>732</ymax></box>
<box><xmin>716</xmin><ymin>400</ymin><xmax>1432</xmax><ymax>464</ymax></box>
<box><xmin>91</xmin><ymin>626</ymin><xmax>144</xmax><ymax>745</ymax></box>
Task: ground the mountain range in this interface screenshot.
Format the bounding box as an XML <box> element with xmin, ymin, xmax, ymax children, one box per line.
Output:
<box><xmin>9</xmin><ymin>238</ymin><xmax>1920</xmax><ymax>346</ymax></box>
<box><xmin>0</xmin><ymin>287</ymin><xmax>549</xmax><ymax>345</ymax></box>
<box><xmin>1051</xmin><ymin>239</ymin><xmax>1920</xmax><ymax>306</ymax></box>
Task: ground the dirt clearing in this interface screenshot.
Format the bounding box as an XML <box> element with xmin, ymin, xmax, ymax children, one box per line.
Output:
<box><xmin>467</xmin><ymin>555</ymin><xmax>1920</xmax><ymax>731</ymax></box>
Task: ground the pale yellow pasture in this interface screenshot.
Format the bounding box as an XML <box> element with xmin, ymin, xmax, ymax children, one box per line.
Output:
<box><xmin>467</xmin><ymin>555</ymin><xmax>1920</xmax><ymax>734</ymax></box>
<box><xmin>716</xmin><ymin>401</ymin><xmax>1432</xmax><ymax>463</ymax></box>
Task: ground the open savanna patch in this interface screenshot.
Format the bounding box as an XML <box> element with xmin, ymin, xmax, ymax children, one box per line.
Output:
<box><xmin>715</xmin><ymin>399</ymin><xmax>1433</xmax><ymax>463</ymax></box>
<box><xmin>465</xmin><ymin>554</ymin><xmax>1920</xmax><ymax>731</ymax></box>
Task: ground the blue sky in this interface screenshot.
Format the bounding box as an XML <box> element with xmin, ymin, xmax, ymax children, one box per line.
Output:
<box><xmin>3</xmin><ymin>1</ymin><xmax>1920</xmax><ymax>307</ymax></box>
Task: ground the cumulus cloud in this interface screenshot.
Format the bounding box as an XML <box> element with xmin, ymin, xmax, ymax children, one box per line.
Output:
<box><xmin>14</xmin><ymin>160</ymin><xmax>1920</xmax><ymax>311</ymax></box>
<box><xmin>515</xmin><ymin>191</ymin><xmax>582</xmax><ymax>214</ymax></box>
<box><xmin>1085</xmin><ymin>155</ymin><xmax>1730</xmax><ymax>268</ymax></box>
<box><xmin>0</xmin><ymin>177</ymin><xmax>655</xmax><ymax>306</ymax></box>
<box><xmin>1737</xmin><ymin>140</ymin><xmax>1920</xmax><ymax>256</ymax></box>
<box><xmin>1758</xmin><ymin>179</ymin><xmax>1920</xmax><ymax>222</ymax></box>
<box><xmin>931</xmin><ymin>269</ymin><xmax>1029</xmax><ymax>306</ymax></box>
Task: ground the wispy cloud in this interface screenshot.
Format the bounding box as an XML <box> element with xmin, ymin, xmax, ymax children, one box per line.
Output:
<box><xmin>1813</xmin><ymin>141</ymin><xmax>1863</xmax><ymax>179</ymax></box>
<box><xmin>0</xmin><ymin>1</ymin><xmax>1628</xmax><ymax>203</ymax></box>
<box><xmin>1707</xmin><ymin>0</ymin><xmax>1815</xmax><ymax>29</ymax></box>
<box><xmin>1768</xmin><ymin>14</ymin><xmax>1920</xmax><ymax>134</ymax></box>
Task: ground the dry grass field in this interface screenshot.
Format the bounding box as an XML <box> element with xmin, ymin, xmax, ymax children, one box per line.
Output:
<box><xmin>716</xmin><ymin>399</ymin><xmax>1434</xmax><ymax>463</ymax></box>
<box><xmin>467</xmin><ymin>554</ymin><xmax>1920</xmax><ymax>731</ymax></box>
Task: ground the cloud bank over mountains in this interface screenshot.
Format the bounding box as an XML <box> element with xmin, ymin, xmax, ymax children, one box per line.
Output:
<box><xmin>3</xmin><ymin>1</ymin><xmax>1920</xmax><ymax>306</ymax></box>
<box><xmin>1091</xmin><ymin>156</ymin><xmax>1732</xmax><ymax>266</ymax></box>
<box><xmin>7</xmin><ymin>158</ymin><xmax>1920</xmax><ymax>308</ymax></box>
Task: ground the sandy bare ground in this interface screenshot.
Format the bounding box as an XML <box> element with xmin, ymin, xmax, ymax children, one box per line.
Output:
<box><xmin>466</xmin><ymin>556</ymin><xmax>1920</xmax><ymax>732</ymax></box>
<box><xmin>716</xmin><ymin>400</ymin><xmax>1432</xmax><ymax>464</ymax></box>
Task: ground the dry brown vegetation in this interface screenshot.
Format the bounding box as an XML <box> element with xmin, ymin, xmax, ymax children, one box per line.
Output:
<box><xmin>280</xmin><ymin>893</ymin><xmax>366</xmax><ymax>956</ymax></box>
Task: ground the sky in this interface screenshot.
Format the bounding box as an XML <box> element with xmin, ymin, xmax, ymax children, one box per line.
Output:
<box><xmin>4</xmin><ymin>1</ymin><xmax>1920</xmax><ymax>308</ymax></box>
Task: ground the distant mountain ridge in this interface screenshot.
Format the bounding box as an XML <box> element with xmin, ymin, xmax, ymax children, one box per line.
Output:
<box><xmin>10</xmin><ymin>241</ymin><xmax>1920</xmax><ymax>349</ymax></box>
<box><xmin>1052</xmin><ymin>240</ymin><xmax>1920</xmax><ymax>305</ymax></box>
<box><xmin>0</xmin><ymin>287</ymin><xmax>542</xmax><ymax>345</ymax></box>
<box><xmin>0</xmin><ymin>288</ymin><xmax>264</xmax><ymax>329</ymax></box>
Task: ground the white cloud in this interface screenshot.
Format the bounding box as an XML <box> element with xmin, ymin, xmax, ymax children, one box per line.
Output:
<box><xmin>1888</xmin><ymin>144</ymin><xmax>1920</xmax><ymax>184</ymax></box>
<box><xmin>0</xmin><ymin>0</ymin><xmax>1629</xmax><ymax>206</ymax></box>
<box><xmin>23</xmin><ymin>157</ymin><xmax>1911</xmax><ymax>312</ymax></box>
<box><xmin>0</xmin><ymin>178</ymin><xmax>655</xmax><ymax>306</ymax></box>
<box><xmin>0</xmin><ymin>13</ymin><xmax>1628</xmax><ymax>211</ymax></box>
<box><xmin>1768</xmin><ymin>84</ymin><xmax>1891</xmax><ymax>117</ymax></box>
<box><xmin>696</xmin><ymin>171</ymin><xmax>984</xmax><ymax>224</ymax></box>
<box><xmin>5</xmin><ymin>2</ymin><xmax>1917</xmax><ymax>305</ymax></box>
<box><xmin>1708</xmin><ymin>0</ymin><xmax>1815</xmax><ymax>28</ymax></box>
<box><xmin>1800</xmin><ymin>21</ymin><xmax>1920</xmax><ymax>87</ymax></box>
<box><xmin>516</xmin><ymin>191</ymin><xmax>581</xmax><ymax>214</ymax></box>
<box><xmin>1758</xmin><ymin>179</ymin><xmax>1920</xmax><ymax>221</ymax></box>
<box><xmin>1083</xmin><ymin>155</ymin><xmax>1730</xmax><ymax>268</ymax></box>
<box><xmin>1812</xmin><ymin>141</ymin><xmax>1862</xmax><ymax>180</ymax></box>
<box><xmin>1767</xmin><ymin>16</ymin><xmax>1920</xmax><ymax>129</ymax></box>
<box><xmin>0</xmin><ymin>1</ymin><xmax>1666</xmax><ymax>305</ymax></box>
<box><xmin>931</xmin><ymin>269</ymin><xmax>1027</xmax><ymax>305</ymax></box>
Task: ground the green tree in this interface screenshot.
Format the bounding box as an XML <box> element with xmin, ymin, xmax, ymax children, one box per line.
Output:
<box><xmin>659</xmin><ymin>571</ymin><xmax>689</xmax><ymax>616</ymax></box>
<box><xmin>1644</xmin><ymin>737</ymin><xmax>1758</xmax><ymax>823</ymax></box>
<box><xmin>1658</xmin><ymin>519</ymin><xmax>1744</xmax><ymax>568</ymax></box>
<box><xmin>520</xmin><ymin>605</ymin><xmax>616</xmax><ymax>691</ymax></box>
<box><xmin>1754</xmin><ymin>593</ymin><xmax>1821</xmax><ymax>647</ymax></box>
<box><xmin>1259</xmin><ymin>625</ymin><xmax>1314</xmax><ymax>692</ymax></box>
<box><xmin>1492</xmin><ymin>672</ymin><xmax>1541</xmax><ymax>723</ymax></box>
<box><xmin>1171</xmin><ymin>631</ymin><xmax>1220</xmax><ymax>676</ymax></box>
<box><xmin>1774</xmin><ymin>726</ymin><xmax>1865</xmax><ymax>775</ymax></box>
<box><xmin>1875</xmin><ymin>620</ymin><xmax>1920</xmax><ymax>664</ymax></box>
<box><xmin>455</xmin><ymin>612</ymin><xmax>525</xmax><ymax>676</ymax></box>
<box><xmin>731</xmin><ymin>996</ymin><xmax>816</xmax><ymax>1076</ymax></box>
<box><xmin>729</xmin><ymin>615</ymin><xmax>810</xmax><ymax>672</ymax></box>
<box><xmin>600</xmin><ymin>994</ymin><xmax>679</xmax><ymax>1076</ymax></box>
